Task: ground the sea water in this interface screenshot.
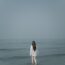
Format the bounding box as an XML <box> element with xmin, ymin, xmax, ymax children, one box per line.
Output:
<box><xmin>0</xmin><ymin>39</ymin><xmax>65</xmax><ymax>65</ymax></box>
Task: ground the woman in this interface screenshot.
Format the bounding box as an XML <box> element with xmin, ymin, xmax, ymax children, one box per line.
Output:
<box><xmin>30</xmin><ymin>41</ymin><xmax>37</xmax><ymax>65</ymax></box>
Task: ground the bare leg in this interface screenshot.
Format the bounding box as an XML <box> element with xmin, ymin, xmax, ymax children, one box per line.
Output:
<box><xmin>32</xmin><ymin>56</ymin><xmax>34</xmax><ymax>65</ymax></box>
<box><xmin>33</xmin><ymin>56</ymin><xmax>37</xmax><ymax>65</ymax></box>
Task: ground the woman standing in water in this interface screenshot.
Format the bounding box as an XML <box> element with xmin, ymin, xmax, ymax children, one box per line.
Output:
<box><xmin>30</xmin><ymin>41</ymin><xmax>37</xmax><ymax>65</ymax></box>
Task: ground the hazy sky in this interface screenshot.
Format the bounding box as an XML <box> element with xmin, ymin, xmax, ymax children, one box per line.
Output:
<box><xmin>0</xmin><ymin>0</ymin><xmax>65</xmax><ymax>39</ymax></box>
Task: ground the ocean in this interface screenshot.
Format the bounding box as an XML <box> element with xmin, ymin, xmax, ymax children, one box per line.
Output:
<box><xmin>0</xmin><ymin>39</ymin><xmax>65</xmax><ymax>65</ymax></box>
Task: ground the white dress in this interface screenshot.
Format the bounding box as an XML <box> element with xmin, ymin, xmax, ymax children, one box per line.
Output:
<box><xmin>30</xmin><ymin>45</ymin><xmax>37</xmax><ymax>56</ymax></box>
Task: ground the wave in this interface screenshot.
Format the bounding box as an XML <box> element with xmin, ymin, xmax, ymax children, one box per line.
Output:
<box><xmin>0</xmin><ymin>46</ymin><xmax>65</xmax><ymax>51</ymax></box>
<box><xmin>0</xmin><ymin>56</ymin><xmax>29</xmax><ymax>61</ymax></box>
<box><xmin>0</xmin><ymin>48</ymin><xmax>27</xmax><ymax>51</ymax></box>
<box><xmin>0</xmin><ymin>53</ymin><xmax>65</xmax><ymax>61</ymax></box>
<box><xmin>39</xmin><ymin>53</ymin><xmax>65</xmax><ymax>58</ymax></box>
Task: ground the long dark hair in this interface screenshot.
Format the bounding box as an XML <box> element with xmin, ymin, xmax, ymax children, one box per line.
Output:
<box><xmin>32</xmin><ymin>41</ymin><xmax>36</xmax><ymax>51</ymax></box>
